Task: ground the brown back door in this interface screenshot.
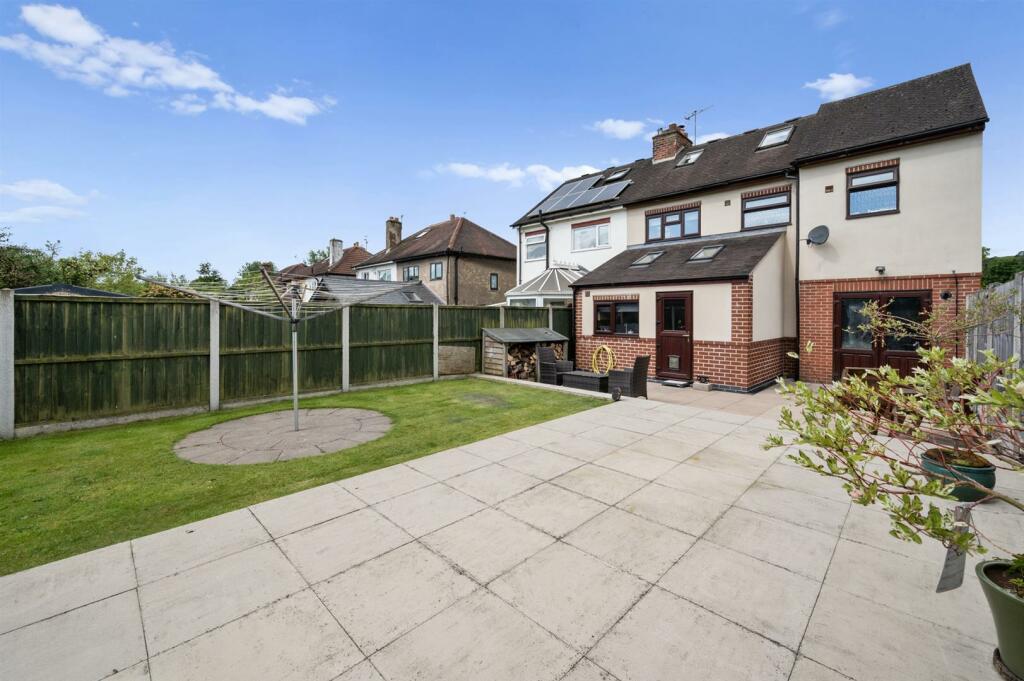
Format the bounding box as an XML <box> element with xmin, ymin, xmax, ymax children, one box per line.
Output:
<box><xmin>656</xmin><ymin>292</ymin><xmax>693</xmax><ymax>379</ymax></box>
<box><xmin>833</xmin><ymin>291</ymin><xmax>930</xmax><ymax>379</ymax></box>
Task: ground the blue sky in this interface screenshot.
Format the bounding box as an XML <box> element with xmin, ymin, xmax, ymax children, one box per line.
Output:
<box><xmin>1</xmin><ymin>1</ymin><xmax>1022</xmax><ymax>278</ymax></box>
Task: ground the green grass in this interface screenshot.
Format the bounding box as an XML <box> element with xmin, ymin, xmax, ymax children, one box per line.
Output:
<box><xmin>0</xmin><ymin>378</ymin><xmax>602</xmax><ymax>575</ymax></box>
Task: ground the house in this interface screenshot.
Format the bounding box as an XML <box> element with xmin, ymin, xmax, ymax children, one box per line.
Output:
<box><xmin>355</xmin><ymin>215</ymin><xmax>516</xmax><ymax>305</ymax></box>
<box><xmin>14</xmin><ymin>283</ymin><xmax>128</xmax><ymax>297</ymax></box>
<box><xmin>512</xmin><ymin>64</ymin><xmax>986</xmax><ymax>391</ymax></box>
<box><xmin>281</xmin><ymin>238</ymin><xmax>372</xmax><ymax>278</ymax></box>
<box><xmin>317</xmin><ymin>276</ymin><xmax>443</xmax><ymax>306</ymax></box>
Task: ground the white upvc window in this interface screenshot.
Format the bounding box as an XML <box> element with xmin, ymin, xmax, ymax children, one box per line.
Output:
<box><xmin>571</xmin><ymin>221</ymin><xmax>609</xmax><ymax>251</ymax></box>
<box><xmin>524</xmin><ymin>230</ymin><xmax>547</xmax><ymax>261</ymax></box>
<box><xmin>377</xmin><ymin>270</ymin><xmax>392</xmax><ymax>281</ymax></box>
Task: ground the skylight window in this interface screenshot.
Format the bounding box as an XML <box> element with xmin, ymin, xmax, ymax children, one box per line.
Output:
<box><xmin>631</xmin><ymin>251</ymin><xmax>663</xmax><ymax>267</ymax></box>
<box><xmin>415</xmin><ymin>229</ymin><xmax>431</xmax><ymax>239</ymax></box>
<box><xmin>689</xmin><ymin>245</ymin><xmax>724</xmax><ymax>262</ymax></box>
<box><xmin>676</xmin><ymin>149</ymin><xmax>704</xmax><ymax>166</ymax></box>
<box><xmin>402</xmin><ymin>290</ymin><xmax>423</xmax><ymax>302</ymax></box>
<box><xmin>758</xmin><ymin>126</ymin><xmax>794</xmax><ymax>149</ymax></box>
<box><xmin>605</xmin><ymin>168</ymin><xmax>630</xmax><ymax>181</ymax></box>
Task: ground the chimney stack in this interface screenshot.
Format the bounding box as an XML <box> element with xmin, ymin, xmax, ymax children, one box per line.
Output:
<box><xmin>385</xmin><ymin>217</ymin><xmax>403</xmax><ymax>251</ymax></box>
<box><xmin>328</xmin><ymin>238</ymin><xmax>344</xmax><ymax>266</ymax></box>
<box><xmin>652</xmin><ymin>123</ymin><xmax>693</xmax><ymax>163</ymax></box>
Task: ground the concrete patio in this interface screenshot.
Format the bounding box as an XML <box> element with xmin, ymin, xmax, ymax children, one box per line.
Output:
<box><xmin>2</xmin><ymin>385</ymin><xmax>1020</xmax><ymax>681</ymax></box>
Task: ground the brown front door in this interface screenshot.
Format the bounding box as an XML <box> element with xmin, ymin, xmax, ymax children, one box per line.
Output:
<box><xmin>656</xmin><ymin>292</ymin><xmax>693</xmax><ymax>379</ymax></box>
<box><xmin>833</xmin><ymin>291</ymin><xmax>930</xmax><ymax>379</ymax></box>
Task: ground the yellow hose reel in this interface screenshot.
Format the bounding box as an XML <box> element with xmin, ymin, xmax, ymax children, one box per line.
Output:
<box><xmin>591</xmin><ymin>345</ymin><xmax>615</xmax><ymax>374</ymax></box>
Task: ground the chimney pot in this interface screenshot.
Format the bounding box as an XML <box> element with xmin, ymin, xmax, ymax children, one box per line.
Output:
<box><xmin>651</xmin><ymin>122</ymin><xmax>693</xmax><ymax>163</ymax></box>
<box><xmin>328</xmin><ymin>238</ymin><xmax>344</xmax><ymax>266</ymax></box>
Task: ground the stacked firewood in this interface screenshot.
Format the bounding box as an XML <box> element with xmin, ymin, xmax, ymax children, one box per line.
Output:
<box><xmin>506</xmin><ymin>344</ymin><xmax>537</xmax><ymax>380</ymax></box>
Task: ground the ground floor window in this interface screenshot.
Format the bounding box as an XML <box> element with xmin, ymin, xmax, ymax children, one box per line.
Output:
<box><xmin>595</xmin><ymin>300</ymin><xmax>639</xmax><ymax>335</ymax></box>
<box><xmin>834</xmin><ymin>290</ymin><xmax>929</xmax><ymax>378</ymax></box>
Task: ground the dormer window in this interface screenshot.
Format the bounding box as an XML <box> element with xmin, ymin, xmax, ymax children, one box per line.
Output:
<box><xmin>606</xmin><ymin>168</ymin><xmax>630</xmax><ymax>181</ymax></box>
<box><xmin>689</xmin><ymin>245</ymin><xmax>724</xmax><ymax>261</ymax></box>
<box><xmin>758</xmin><ymin>126</ymin><xmax>794</xmax><ymax>149</ymax></box>
<box><xmin>677</xmin><ymin>150</ymin><xmax>703</xmax><ymax>166</ymax></box>
<box><xmin>631</xmin><ymin>251</ymin><xmax>663</xmax><ymax>267</ymax></box>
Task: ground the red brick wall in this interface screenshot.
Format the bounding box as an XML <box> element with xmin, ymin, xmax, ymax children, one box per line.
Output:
<box><xmin>798</xmin><ymin>272</ymin><xmax>982</xmax><ymax>383</ymax></box>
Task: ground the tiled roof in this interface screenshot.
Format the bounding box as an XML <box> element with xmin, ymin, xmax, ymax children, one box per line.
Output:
<box><xmin>281</xmin><ymin>243</ymin><xmax>373</xmax><ymax>278</ymax></box>
<box><xmin>359</xmin><ymin>215</ymin><xmax>515</xmax><ymax>267</ymax></box>
<box><xmin>514</xmin><ymin>64</ymin><xmax>987</xmax><ymax>226</ymax></box>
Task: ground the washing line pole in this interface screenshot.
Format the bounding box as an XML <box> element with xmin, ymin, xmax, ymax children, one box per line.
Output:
<box><xmin>291</xmin><ymin>298</ymin><xmax>299</xmax><ymax>432</ymax></box>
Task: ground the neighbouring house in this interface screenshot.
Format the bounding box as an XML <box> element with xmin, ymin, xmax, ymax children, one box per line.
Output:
<box><xmin>512</xmin><ymin>64</ymin><xmax>986</xmax><ymax>391</ymax></box>
<box><xmin>354</xmin><ymin>215</ymin><xmax>516</xmax><ymax>306</ymax></box>
<box><xmin>281</xmin><ymin>238</ymin><xmax>372</xmax><ymax>278</ymax></box>
<box><xmin>504</xmin><ymin>264</ymin><xmax>587</xmax><ymax>307</ymax></box>
<box><xmin>14</xmin><ymin>283</ymin><xmax>128</xmax><ymax>297</ymax></box>
<box><xmin>317</xmin><ymin>277</ymin><xmax>443</xmax><ymax>306</ymax></box>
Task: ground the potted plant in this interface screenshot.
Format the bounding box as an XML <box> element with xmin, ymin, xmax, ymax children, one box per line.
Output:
<box><xmin>768</xmin><ymin>294</ymin><xmax>1024</xmax><ymax>679</ymax></box>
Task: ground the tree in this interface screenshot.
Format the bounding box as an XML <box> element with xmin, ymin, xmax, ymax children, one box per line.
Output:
<box><xmin>191</xmin><ymin>262</ymin><xmax>226</xmax><ymax>288</ymax></box>
<box><xmin>982</xmin><ymin>246</ymin><xmax>1024</xmax><ymax>287</ymax></box>
<box><xmin>306</xmin><ymin>248</ymin><xmax>328</xmax><ymax>265</ymax></box>
<box><xmin>0</xmin><ymin>229</ymin><xmax>59</xmax><ymax>288</ymax></box>
<box><xmin>234</xmin><ymin>260</ymin><xmax>275</xmax><ymax>286</ymax></box>
<box><xmin>0</xmin><ymin>229</ymin><xmax>144</xmax><ymax>293</ymax></box>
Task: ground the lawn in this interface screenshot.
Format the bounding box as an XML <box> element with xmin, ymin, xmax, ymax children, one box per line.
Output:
<box><xmin>0</xmin><ymin>378</ymin><xmax>603</xmax><ymax>575</ymax></box>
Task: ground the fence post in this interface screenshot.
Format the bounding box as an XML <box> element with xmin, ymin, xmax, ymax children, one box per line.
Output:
<box><xmin>209</xmin><ymin>301</ymin><xmax>220</xmax><ymax>411</ymax></box>
<box><xmin>432</xmin><ymin>304</ymin><xmax>439</xmax><ymax>381</ymax></box>
<box><xmin>342</xmin><ymin>306</ymin><xmax>350</xmax><ymax>392</ymax></box>
<box><xmin>548</xmin><ymin>305</ymin><xmax>553</xmax><ymax>329</ymax></box>
<box><xmin>0</xmin><ymin>289</ymin><xmax>13</xmax><ymax>439</ymax></box>
<box><xmin>499</xmin><ymin>306</ymin><xmax>505</xmax><ymax>328</ymax></box>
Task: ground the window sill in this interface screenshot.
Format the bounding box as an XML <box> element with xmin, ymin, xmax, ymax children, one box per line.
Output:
<box><xmin>571</xmin><ymin>245</ymin><xmax>611</xmax><ymax>253</ymax></box>
<box><xmin>645</xmin><ymin>235</ymin><xmax>700</xmax><ymax>245</ymax></box>
<box><xmin>846</xmin><ymin>209</ymin><xmax>900</xmax><ymax>220</ymax></box>
<box><xmin>524</xmin><ymin>257</ymin><xmax>546</xmax><ymax>263</ymax></box>
<box><xmin>594</xmin><ymin>332</ymin><xmax>641</xmax><ymax>337</ymax></box>
<box><xmin>741</xmin><ymin>222</ymin><xmax>791</xmax><ymax>231</ymax></box>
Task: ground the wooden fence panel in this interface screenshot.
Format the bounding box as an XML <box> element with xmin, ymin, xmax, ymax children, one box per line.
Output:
<box><xmin>966</xmin><ymin>273</ymin><xmax>1023</xmax><ymax>367</ymax></box>
<box><xmin>13</xmin><ymin>297</ymin><xmax>209</xmax><ymax>425</ymax></box>
<box><xmin>505</xmin><ymin>307</ymin><xmax>548</xmax><ymax>329</ymax></box>
<box><xmin>439</xmin><ymin>306</ymin><xmax>501</xmax><ymax>371</ymax></box>
<box><xmin>348</xmin><ymin>305</ymin><xmax>433</xmax><ymax>385</ymax></box>
<box><xmin>551</xmin><ymin>308</ymin><xmax>573</xmax><ymax>338</ymax></box>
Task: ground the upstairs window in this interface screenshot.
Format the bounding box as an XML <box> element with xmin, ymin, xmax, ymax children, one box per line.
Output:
<box><xmin>572</xmin><ymin>220</ymin><xmax>610</xmax><ymax>251</ymax></box>
<box><xmin>524</xmin><ymin>231</ymin><xmax>547</xmax><ymax>261</ymax></box>
<box><xmin>676</xmin><ymin>149</ymin><xmax>703</xmax><ymax>166</ymax></box>
<box><xmin>742</xmin><ymin>192</ymin><xmax>790</xmax><ymax>229</ymax></box>
<box><xmin>848</xmin><ymin>166</ymin><xmax>899</xmax><ymax>217</ymax></box>
<box><xmin>403</xmin><ymin>265</ymin><xmax>419</xmax><ymax>281</ymax></box>
<box><xmin>429</xmin><ymin>262</ymin><xmax>443</xmax><ymax>280</ymax></box>
<box><xmin>489</xmin><ymin>273</ymin><xmax>499</xmax><ymax>290</ymax></box>
<box><xmin>758</xmin><ymin>126</ymin><xmax>794</xmax><ymax>149</ymax></box>
<box><xmin>594</xmin><ymin>301</ymin><xmax>639</xmax><ymax>335</ymax></box>
<box><xmin>646</xmin><ymin>207</ymin><xmax>700</xmax><ymax>242</ymax></box>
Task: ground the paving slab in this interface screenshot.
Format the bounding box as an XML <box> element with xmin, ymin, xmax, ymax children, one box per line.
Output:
<box><xmin>0</xmin><ymin>591</ymin><xmax>147</xmax><ymax>681</ymax></box>
<box><xmin>618</xmin><ymin>434</ymin><xmax>702</xmax><ymax>462</ymax></box>
<box><xmin>704</xmin><ymin>506</ymin><xmax>838</xmax><ymax>580</ymax></box>
<box><xmin>340</xmin><ymin>465</ymin><xmax>435</xmax><ymax>505</ymax></box>
<box><xmin>552</xmin><ymin>465</ymin><xmax>647</xmax><ymax>505</ymax></box>
<box><xmin>501</xmin><ymin>448</ymin><xmax>583</xmax><ymax>480</ymax></box>
<box><xmin>759</xmin><ymin>463</ymin><xmax>851</xmax><ymax>503</ymax></box>
<box><xmin>445</xmin><ymin>463</ymin><xmax>540</xmax><ymax>504</ymax></box>
<box><xmin>590</xmin><ymin>587</ymin><xmax>794</xmax><ymax>681</ymax></box>
<box><xmin>563</xmin><ymin>659</ymin><xmax>621</xmax><ymax>681</ymax></box>
<box><xmin>498</xmin><ymin>483</ymin><xmax>607</xmax><ymax>538</ymax></box>
<box><xmin>276</xmin><ymin>508</ymin><xmax>411</xmax><ymax>583</ymax></box>
<box><xmin>490</xmin><ymin>542</ymin><xmax>647</xmax><ymax>650</ymax></box>
<box><xmin>503</xmin><ymin>424</ymin><xmax>565</xmax><ymax>447</ymax></box>
<box><xmin>249</xmin><ymin>483</ymin><xmax>365</xmax><ymax>538</ymax></box>
<box><xmin>371</xmin><ymin>590</ymin><xmax>575</xmax><ymax>681</ymax></box>
<box><xmin>421</xmin><ymin>508</ymin><xmax>554</xmax><ymax>583</ymax></box>
<box><xmin>541</xmin><ymin>414</ymin><xmax>603</xmax><ymax>435</ymax></box>
<box><xmin>148</xmin><ymin>590</ymin><xmax>362</xmax><ymax>681</ymax></box>
<box><xmin>458</xmin><ymin>434</ymin><xmax>533</xmax><ymax>461</ymax></box>
<box><xmin>132</xmin><ymin>509</ymin><xmax>270</xmax><ymax>584</ymax></box>
<box><xmin>800</xmin><ymin>585</ymin><xmax>999</xmax><ymax>681</ymax></box>
<box><xmin>139</xmin><ymin>542</ymin><xmax>306</xmax><ymax>654</ymax></box>
<box><xmin>565</xmin><ymin>508</ymin><xmax>695</xmax><ymax>582</ymax></box>
<box><xmin>618</xmin><ymin>483</ymin><xmax>728</xmax><ymax>536</ymax></box>
<box><xmin>594</xmin><ymin>449</ymin><xmax>678</xmax><ymax>480</ymax></box>
<box><xmin>578</xmin><ymin>425</ymin><xmax>647</xmax><ymax>448</ymax></box>
<box><xmin>788</xmin><ymin>657</ymin><xmax>853</xmax><ymax>681</ymax></box>
<box><xmin>542</xmin><ymin>436</ymin><xmax>619</xmax><ymax>462</ymax></box>
<box><xmin>596</xmin><ymin>415</ymin><xmax>670</xmax><ymax>435</ymax></box>
<box><xmin>373</xmin><ymin>483</ymin><xmax>485</xmax><ymax>537</ymax></box>
<box><xmin>685</xmin><ymin>445</ymin><xmax>773</xmax><ymax>479</ymax></box>
<box><xmin>654</xmin><ymin>462</ymin><xmax>755</xmax><ymax>503</ymax></box>
<box><xmin>404</xmin><ymin>448</ymin><xmax>490</xmax><ymax>480</ymax></box>
<box><xmin>839</xmin><ymin>505</ymin><xmax>946</xmax><ymax>562</ymax></box>
<box><xmin>659</xmin><ymin>541</ymin><xmax>820</xmax><ymax>650</ymax></box>
<box><xmin>0</xmin><ymin>540</ymin><xmax>136</xmax><ymax>634</ymax></box>
<box><xmin>336</xmin><ymin>661</ymin><xmax>386</xmax><ymax>681</ymax></box>
<box><xmin>735</xmin><ymin>482</ymin><xmax>849</xmax><ymax>536</ymax></box>
<box><xmin>315</xmin><ymin>543</ymin><xmax>475</xmax><ymax>653</ymax></box>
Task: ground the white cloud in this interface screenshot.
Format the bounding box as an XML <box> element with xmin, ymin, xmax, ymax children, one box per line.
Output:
<box><xmin>0</xmin><ymin>178</ymin><xmax>89</xmax><ymax>204</ymax></box>
<box><xmin>0</xmin><ymin>4</ymin><xmax>329</xmax><ymax>124</ymax></box>
<box><xmin>695</xmin><ymin>132</ymin><xmax>730</xmax><ymax>144</ymax></box>
<box><xmin>804</xmin><ymin>73</ymin><xmax>873</xmax><ymax>101</ymax></box>
<box><xmin>434</xmin><ymin>162</ymin><xmax>600</xmax><ymax>192</ymax></box>
<box><xmin>0</xmin><ymin>205</ymin><xmax>84</xmax><ymax>223</ymax></box>
<box><xmin>815</xmin><ymin>8</ymin><xmax>846</xmax><ymax>29</ymax></box>
<box><xmin>591</xmin><ymin>118</ymin><xmax>648</xmax><ymax>140</ymax></box>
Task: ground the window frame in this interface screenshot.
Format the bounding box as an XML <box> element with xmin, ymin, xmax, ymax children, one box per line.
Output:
<box><xmin>489</xmin><ymin>273</ymin><xmax>499</xmax><ymax>291</ymax></box>
<box><xmin>429</xmin><ymin>261</ymin><xmax>443</xmax><ymax>280</ymax></box>
<box><xmin>402</xmin><ymin>265</ymin><xmax>419</xmax><ymax>282</ymax></box>
<box><xmin>571</xmin><ymin>218</ymin><xmax>610</xmax><ymax>252</ymax></box>
<box><xmin>757</xmin><ymin>126</ymin><xmax>794</xmax><ymax>149</ymax></box>
<box><xmin>847</xmin><ymin>166</ymin><xmax>900</xmax><ymax>219</ymax></box>
<box><xmin>676</xmin><ymin>149</ymin><xmax>703</xmax><ymax>166</ymax></box>
<box><xmin>524</xmin><ymin>230</ymin><xmax>547</xmax><ymax>262</ymax></box>
<box><xmin>689</xmin><ymin>245</ymin><xmax>724</xmax><ymax>262</ymax></box>
<box><xmin>645</xmin><ymin>207</ymin><xmax>701</xmax><ymax>243</ymax></box>
<box><xmin>631</xmin><ymin>250</ymin><xmax>664</xmax><ymax>267</ymax></box>
<box><xmin>741</xmin><ymin>191</ymin><xmax>791</xmax><ymax>230</ymax></box>
<box><xmin>593</xmin><ymin>300</ymin><xmax>640</xmax><ymax>337</ymax></box>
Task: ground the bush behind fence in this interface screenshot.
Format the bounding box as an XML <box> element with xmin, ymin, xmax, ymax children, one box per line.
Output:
<box><xmin>10</xmin><ymin>295</ymin><xmax>570</xmax><ymax>427</ymax></box>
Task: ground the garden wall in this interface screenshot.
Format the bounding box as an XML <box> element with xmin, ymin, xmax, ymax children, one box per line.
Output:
<box><xmin>1</xmin><ymin>293</ymin><xmax>573</xmax><ymax>432</ymax></box>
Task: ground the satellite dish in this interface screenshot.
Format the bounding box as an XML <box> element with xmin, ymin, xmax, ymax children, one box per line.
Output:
<box><xmin>806</xmin><ymin>225</ymin><xmax>830</xmax><ymax>246</ymax></box>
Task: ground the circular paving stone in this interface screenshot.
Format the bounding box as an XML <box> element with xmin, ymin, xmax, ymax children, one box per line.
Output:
<box><xmin>174</xmin><ymin>408</ymin><xmax>392</xmax><ymax>465</ymax></box>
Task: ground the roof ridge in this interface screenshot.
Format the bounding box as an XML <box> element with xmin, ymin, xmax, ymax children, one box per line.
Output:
<box><xmin>447</xmin><ymin>216</ymin><xmax>464</xmax><ymax>250</ymax></box>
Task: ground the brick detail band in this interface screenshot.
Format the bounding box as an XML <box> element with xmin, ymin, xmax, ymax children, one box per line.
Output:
<box><xmin>592</xmin><ymin>294</ymin><xmax>639</xmax><ymax>302</ymax></box>
<box><xmin>846</xmin><ymin>158</ymin><xmax>899</xmax><ymax>174</ymax></box>
<box><xmin>741</xmin><ymin>184</ymin><xmax>792</xmax><ymax>200</ymax></box>
<box><xmin>645</xmin><ymin>201</ymin><xmax>701</xmax><ymax>217</ymax></box>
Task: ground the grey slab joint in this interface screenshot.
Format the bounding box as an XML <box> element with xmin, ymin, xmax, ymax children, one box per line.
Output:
<box><xmin>342</xmin><ymin>305</ymin><xmax>351</xmax><ymax>392</ymax></box>
<box><xmin>0</xmin><ymin>289</ymin><xmax>13</xmax><ymax>439</ymax></box>
<box><xmin>209</xmin><ymin>300</ymin><xmax>220</xmax><ymax>411</ymax></box>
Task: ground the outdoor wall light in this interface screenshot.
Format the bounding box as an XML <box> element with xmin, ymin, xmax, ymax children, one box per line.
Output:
<box><xmin>941</xmin><ymin>291</ymin><xmax>953</xmax><ymax>301</ymax></box>
<box><xmin>875</xmin><ymin>265</ymin><xmax>886</xmax><ymax>275</ymax></box>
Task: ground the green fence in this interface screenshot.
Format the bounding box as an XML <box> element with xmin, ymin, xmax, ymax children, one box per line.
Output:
<box><xmin>9</xmin><ymin>295</ymin><xmax>573</xmax><ymax>427</ymax></box>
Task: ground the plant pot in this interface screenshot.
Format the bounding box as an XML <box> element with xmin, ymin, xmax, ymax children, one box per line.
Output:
<box><xmin>921</xmin><ymin>448</ymin><xmax>996</xmax><ymax>502</ymax></box>
<box><xmin>977</xmin><ymin>560</ymin><xmax>1024</xmax><ymax>679</ymax></box>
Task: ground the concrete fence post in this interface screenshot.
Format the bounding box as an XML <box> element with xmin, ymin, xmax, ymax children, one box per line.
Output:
<box><xmin>432</xmin><ymin>304</ymin><xmax>439</xmax><ymax>381</ymax></box>
<box><xmin>499</xmin><ymin>306</ymin><xmax>505</xmax><ymax>328</ymax></box>
<box><xmin>0</xmin><ymin>289</ymin><xmax>13</xmax><ymax>439</ymax></box>
<box><xmin>548</xmin><ymin>305</ymin><xmax>553</xmax><ymax>330</ymax></box>
<box><xmin>209</xmin><ymin>300</ymin><xmax>220</xmax><ymax>411</ymax></box>
<box><xmin>342</xmin><ymin>306</ymin><xmax>351</xmax><ymax>392</ymax></box>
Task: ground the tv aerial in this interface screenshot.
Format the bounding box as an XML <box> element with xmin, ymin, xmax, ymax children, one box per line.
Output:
<box><xmin>684</xmin><ymin>105</ymin><xmax>713</xmax><ymax>143</ymax></box>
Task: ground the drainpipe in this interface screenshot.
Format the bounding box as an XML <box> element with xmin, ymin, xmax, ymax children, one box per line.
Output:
<box><xmin>786</xmin><ymin>169</ymin><xmax>801</xmax><ymax>379</ymax></box>
<box><xmin>538</xmin><ymin>218</ymin><xmax>551</xmax><ymax>270</ymax></box>
<box><xmin>453</xmin><ymin>249</ymin><xmax>461</xmax><ymax>305</ymax></box>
